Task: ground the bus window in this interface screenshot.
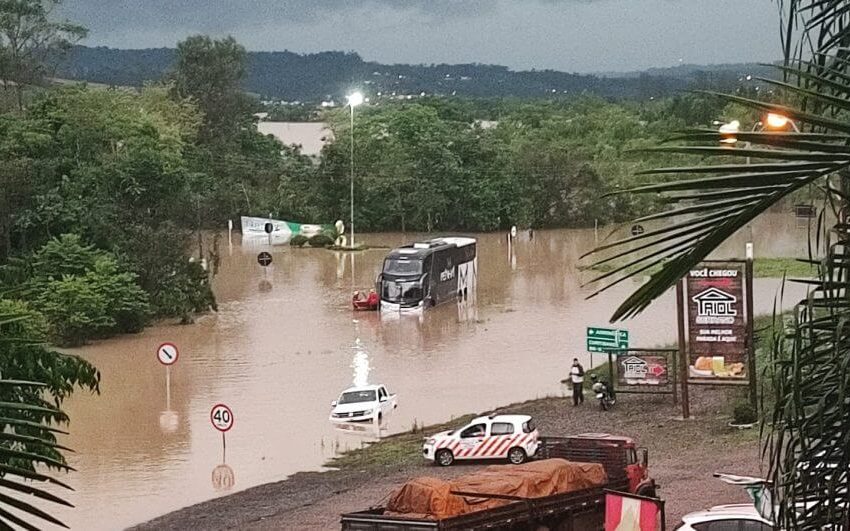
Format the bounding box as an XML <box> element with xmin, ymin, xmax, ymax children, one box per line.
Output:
<box><xmin>383</xmin><ymin>259</ymin><xmax>422</xmax><ymax>276</ymax></box>
<box><xmin>423</xmin><ymin>255</ymin><xmax>433</xmax><ymax>275</ymax></box>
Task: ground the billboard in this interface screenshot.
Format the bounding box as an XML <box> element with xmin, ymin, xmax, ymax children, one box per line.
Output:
<box><xmin>686</xmin><ymin>261</ymin><xmax>748</xmax><ymax>380</ymax></box>
<box><xmin>616</xmin><ymin>352</ymin><xmax>669</xmax><ymax>387</ymax></box>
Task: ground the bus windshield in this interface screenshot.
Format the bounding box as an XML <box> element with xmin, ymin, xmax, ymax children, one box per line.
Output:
<box><xmin>382</xmin><ymin>280</ymin><xmax>423</xmax><ymax>304</ymax></box>
<box><xmin>383</xmin><ymin>259</ymin><xmax>422</xmax><ymax>276</ymax></box>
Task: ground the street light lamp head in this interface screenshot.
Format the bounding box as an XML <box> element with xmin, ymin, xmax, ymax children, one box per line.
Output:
<box><xmin>718</xmin><ymin>120</ymin><xmax>740</xmax><ymax>144</ymax></box>
<box><xmin>765</xmin><ymin>112</ymin><xmax>790</xmax><ymax>130</ymax></box>
<box><xmin>347</xmin><ymin>92</ymin><xmax>364</xmax><ymax>107</ymax></box>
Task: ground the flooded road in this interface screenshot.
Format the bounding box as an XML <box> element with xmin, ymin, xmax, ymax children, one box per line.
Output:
<box><xmin>53</xmin><ymin>215</ymin><xmax>811</xmax><ymax>530</ymax></box>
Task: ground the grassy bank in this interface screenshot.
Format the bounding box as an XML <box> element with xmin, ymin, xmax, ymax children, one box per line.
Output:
<box><xmin>328</xmin><ymin>413</ymin><xmax>477</xmax><ymax>470</ymax></box>
<box><xmin>325</xmin><ymin>314</ymin><xmax>789</xmax><ymax>476</ymax></box>
<box><xmin>587</xmin><ymin>257</ymin><xmax>816</xmax><ymax>278</ymax></box>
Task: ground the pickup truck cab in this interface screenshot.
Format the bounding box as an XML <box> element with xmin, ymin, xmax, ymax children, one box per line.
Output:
<box><xmin>423</xmin><ymin>414</ymin><xmax>539</xmax><ymax>466</ymax></box>
<box><xmin>330</xmin><ymin>384</ymin><xmax>397</xmax><ymax>423</ymax></box>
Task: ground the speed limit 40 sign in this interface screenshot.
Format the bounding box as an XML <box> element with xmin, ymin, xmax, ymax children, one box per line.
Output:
<box><xmin>210</xmin><ymin>404</ymin><xmax>234</xmax><ymax>432</ymax></box>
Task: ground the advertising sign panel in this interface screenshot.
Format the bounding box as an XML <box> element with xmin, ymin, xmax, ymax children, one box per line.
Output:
<box><xmin>686</xmin><ymin>261</ymin><xmax>748</xmax><ymax>380</ymax></box>
<box><xmin>616</xmin><ymin>352</ymin><xmax>669</xmax><ymax>387</ymax></box>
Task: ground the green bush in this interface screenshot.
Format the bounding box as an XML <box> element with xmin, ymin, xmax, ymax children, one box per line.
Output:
<box><xmin>114</xmin><ymin>223</ymin><xmax>216</xmax><ymax>320</ymax></box>
<box><xmin>21</xmin><ymin>234</ymin><xmax>151</xmax><ymax>345</ymax></box>
<box><xmin>36</xmin><ymin>276</ymin><xmax>113</xmax><ymax>347</ymax></box>
<box><xmin>145</xmin><ymin>259</ymin><xmax>216</xmax><ymax>323</ymax></box>
<box><xmin>290</xmin><ymin>234</ymin><xmax>309</xmax><ymax>247</ymax></box>
<box><xmin>732</xmin><ymin>400</ymin><xmax>758</xmax><ymax>425</ymax></box>
<box><xmin>308</xmin><ymin>233</ymin><xmax>334</xmax><ymax>247</ymax></box>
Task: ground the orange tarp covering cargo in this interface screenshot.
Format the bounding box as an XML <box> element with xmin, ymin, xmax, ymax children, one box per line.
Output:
<box><xmin>385</xmin><ymin>458</ymin><xmax>607</xmax><ymax>519</ymax></box>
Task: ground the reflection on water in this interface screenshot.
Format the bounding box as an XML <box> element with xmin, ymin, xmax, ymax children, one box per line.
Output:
<box><xmin>50</xmin><ymin>214</ymin><xmax>812</xmax><ymax>530</ymax></box>
<box><xmin>351</xmin><ymin>336</ymin><xmax>371</xmax><ymax>388</ymax></box>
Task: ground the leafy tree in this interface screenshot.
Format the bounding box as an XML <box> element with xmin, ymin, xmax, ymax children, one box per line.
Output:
<box><xmin>172</xmin><ymin>35</ymin><xmax>252</xmax><ymax>143</ymax></box>
<box><xmin>586</xmin><ymin>2</ymin><xmax>850</xmax><ymax>528</ymax></box>
<box><xmin>14</xmin><ymin>234</ymin><xmax>150</xmax><ymax>346</ymax></box>
<box><xmin>0</xmin><ymin>0</ymin><xmax>86</xmax><ymax>110</ymax></box>
<box><xmin>0</xmin><ymin>299</ymin><xmax>99</xmax><ymax>528</ymax></box>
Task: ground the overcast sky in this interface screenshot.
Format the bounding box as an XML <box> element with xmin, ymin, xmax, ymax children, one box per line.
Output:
<box><xmin>59</xmin><ymin>0</ymin><xmax>781</xmax><ymax>73</ymax></box>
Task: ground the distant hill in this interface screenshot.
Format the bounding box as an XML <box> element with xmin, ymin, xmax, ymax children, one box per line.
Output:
<box><xmin>56</xmin><ymin>45</ymin><xmax>776</xmax><ymax>102</ymax></box>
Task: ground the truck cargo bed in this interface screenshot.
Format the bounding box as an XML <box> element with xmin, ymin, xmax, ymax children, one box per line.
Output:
<box><xmin>340</xmin><ymin>478</ymin><xmax>629</xmax><ymax>531</ymax></box>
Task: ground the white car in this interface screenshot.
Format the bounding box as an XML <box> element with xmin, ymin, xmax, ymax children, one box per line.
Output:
<box><xmin>422</xmin><ymin>414</ymin><xmax>539</xmax><ymax>467</ymax></box>
<box><xmin>329</xmin><ymin>384</ymin><xmax>397</xmax><ymax>423</ymax></box>
<box><xmin>676</xmin><ymin>504</ymin><xmax>773</xmax><ymax>530</ymax></box>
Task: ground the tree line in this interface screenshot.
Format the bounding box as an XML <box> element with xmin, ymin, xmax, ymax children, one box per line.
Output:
<box><xmin>57</xmin><ymin>44</ymin><xmax>776</xmax><ymax>102</ymax></box>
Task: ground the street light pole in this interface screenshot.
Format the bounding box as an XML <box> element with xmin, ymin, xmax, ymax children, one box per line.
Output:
<box><xmin>350</xmin><ymin>103</ymin><xmax>355</xmax><ymax>249</ymax></box>
<box><xmin>347</xmin><ymin>91</ymin><xmax>363</xmax><ymax>249</ymax></box>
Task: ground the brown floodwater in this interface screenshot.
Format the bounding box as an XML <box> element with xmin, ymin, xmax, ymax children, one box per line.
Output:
<box><xmin>47</xmin><ymin>215</ymin><xmax>812</xmax><ymax>530</ymax></box>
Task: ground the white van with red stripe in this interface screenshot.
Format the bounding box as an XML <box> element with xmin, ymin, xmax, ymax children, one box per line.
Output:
<box><xmin>423</xmin><ymin>414</ymin><xmax>539</xmax><ymax>467</ymax></box>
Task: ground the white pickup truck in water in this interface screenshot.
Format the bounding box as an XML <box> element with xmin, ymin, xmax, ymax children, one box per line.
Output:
<box><xmin>329</xmin><ymin>384</ymin><xmax>397</xmax><ymax>423</ymax></box>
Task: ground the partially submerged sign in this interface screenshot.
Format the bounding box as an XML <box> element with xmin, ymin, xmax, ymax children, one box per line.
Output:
<box><xmin>686</xmin><ymin>261</ymin><xmax>748</xmax><ymax>380</ymax></box>
<box><xmin>257</xmin><ymin>251</ymin><xmax>273</xmax><ymax>267</ymax></box>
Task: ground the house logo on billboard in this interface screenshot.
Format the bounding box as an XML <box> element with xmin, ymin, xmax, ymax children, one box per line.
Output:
<box><xmin>620</xmin><ymin>356</ymin><xmax>648</xmax><ymax>379</ymax></box>
<box><xmin>692</xmin><ymin>287</ymin><xmax>737</xmax><ymax>325</ymax></box>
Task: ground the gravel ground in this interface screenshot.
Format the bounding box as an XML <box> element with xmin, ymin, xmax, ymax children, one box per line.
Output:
<box><xmin>134</xmin><ymin>389</ymin><xmax>762</xmax><ymax>530</ymax></box>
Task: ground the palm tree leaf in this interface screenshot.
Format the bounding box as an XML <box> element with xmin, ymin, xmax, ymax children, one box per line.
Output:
<box><xmin>640</xmin><ymin>145</ymin><xmax>850</xmax><ymax>161</ymax></box>
<box><xmin>0</xmin><ymin>492</ymin><xmax>68</xmax><ymax>528</ymax></box>
<box><xmin>0</xmin><ymin>465</ymin><xmax>73</xmax><ymax>490</ymax></box>
<box><xmin>0</xmin><ymin>402</ymin><xmax>60</xmax><ymax>415</ymax></box>
<box><xmin>0</xmin><ymin>505</ymin><xmax>43</xmax><ymax>531</ymax></box>
<box><xmin>0</xmin><ymin>447</ymin><xmax>73</xmax><ymax>471</ymax></box>
<box><xmin>694</xmin><ymin>90</ymin><xmax>850</xmax><ymax>133</ymax></box>
<box><xmin>0</xmin><ymin>479</ymin><xmax>72</xmax><ymax>507</ymax></box>
<box><xmin>585</xmin><ymin>213</ymin><xmax>741</xmax><ymax>261</ymax></box>
<box><xmin>635</xmin><ymin>162</ymin><xmax>830</xmax><ymax>176</ymax></box>
<box><xmin>667</xmin><ymin>131</ymin><xmax>850</xmax><ymax>153</ymax></box>
<box><xmin>0</xmin><ymin>431</ymin><xmax>73</xmax><ymax>452</ymax></box>
<box><xmin>770</xmin><ymin>62</ymin><xmax>850</xmax><ymax>97</ymax></box>
<box><xmin>757</xmin><ymin>76</ymin><xmax>850</xmax><ymax>114</ymax></box>
<box><xmin>0</xmin><ymin>417</ymin><xmax>68</xmax><ymax>435</ymax></box>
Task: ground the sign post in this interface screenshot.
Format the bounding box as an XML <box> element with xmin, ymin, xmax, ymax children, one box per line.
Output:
<box><xmin>210</xmin><ymin>403</ymin><xmax>234</xmax><ymax>462</ymax></box>
<box><xmin>157</xmin><ymin>343</ymin><xmax>179</xmax><ymax>432</ymax></box>
<box><xmin>745</xmin><ymin>243</ymin><xmax>756</xmax><ymax>412</ymax></box>
<box><xmin>209</xmin><ymin>404</ymin><xmax>235</xmax><ymax>491</ymax></box>
<box><xmin>676</xmin><ymin>280</ymin><xmax>690</xmax><ymax>419</ymax></box>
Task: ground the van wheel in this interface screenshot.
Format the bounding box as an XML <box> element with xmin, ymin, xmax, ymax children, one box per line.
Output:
<box><xmin>507</xmin><ymin>447</ymin><xmax>527</xmax><ymax>465</ymax></box>
<box><xmin>436</xmin><ymin>449</ymin><xmax>454</xmax><ymax>467</ymax></box>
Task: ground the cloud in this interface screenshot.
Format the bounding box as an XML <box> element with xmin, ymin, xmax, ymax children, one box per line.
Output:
<box><xmin>58</xmin><ymin>0</ymin><xmax>779</xmax><ymax>73</ymax></box>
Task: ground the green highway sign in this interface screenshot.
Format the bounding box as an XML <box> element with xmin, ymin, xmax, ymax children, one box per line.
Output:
<box><xmin>586</xmin><ymin>326</ymin><xmax>629</xmax><ymax>352</ymax></box>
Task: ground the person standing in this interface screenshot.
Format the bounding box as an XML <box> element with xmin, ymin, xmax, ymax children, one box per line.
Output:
<box><xmin>570</xmin><ymin>358</ymin><xmax>585</xmax><ymax>406</ymax></box>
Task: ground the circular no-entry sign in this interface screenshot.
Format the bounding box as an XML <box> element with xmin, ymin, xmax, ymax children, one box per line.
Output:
<box><xmin>157</xmin><ymin>343</ymin><xmax>179</xmax><ymax>366</ymax></box>
<box><xmin>630</xmin><ymin>224</ymin><xmax>645</xmax><ymax>236</ymax></box>
<box><xmin>257</xmin><ymin>252</ymin><xmax>273</xmax><ymax>267</ymax></box>
<box><xmin>210</xmin><ymin>404</ymin><xmax>234</xmax><ymax>432</ymax></box>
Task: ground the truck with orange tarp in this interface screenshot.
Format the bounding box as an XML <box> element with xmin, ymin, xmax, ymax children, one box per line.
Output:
<box><xmin>340</xmin><ymin>433</ymin><xmax>657</xmax><ymax>530</ymax></box>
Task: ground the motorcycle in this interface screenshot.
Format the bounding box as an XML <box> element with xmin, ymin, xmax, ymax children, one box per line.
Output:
<box><xmin>591</xmin><ymin>381</ymin><xmax>615</xmax><ymax>411</ymax></box>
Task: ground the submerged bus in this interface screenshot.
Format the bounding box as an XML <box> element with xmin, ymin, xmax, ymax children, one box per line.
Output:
<box><xmin>378</xmin><ymin>237</ymin><xmax>477</xmax><ymax>312</ymax></box>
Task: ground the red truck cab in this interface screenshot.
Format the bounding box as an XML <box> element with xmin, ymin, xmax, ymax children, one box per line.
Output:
<box><xmin>537</xmin><ymin>432</ymin><xmax>656</xmax><ymax>497</ymax></box>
